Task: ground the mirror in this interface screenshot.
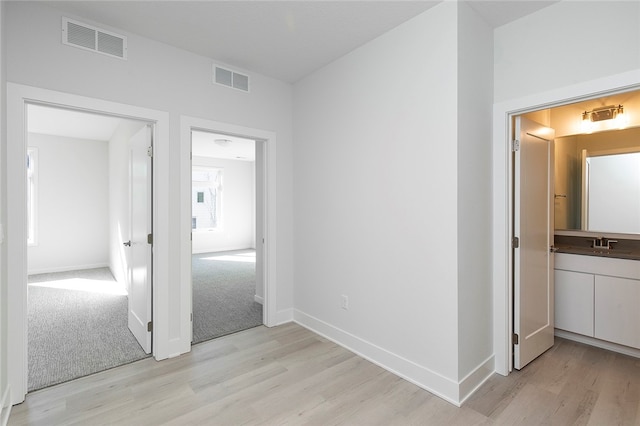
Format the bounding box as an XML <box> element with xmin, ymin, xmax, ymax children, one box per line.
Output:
<box><xmin>555</xmin><ymin>126</ymin><xmax>640</xmax><ymax>234</ymax></box>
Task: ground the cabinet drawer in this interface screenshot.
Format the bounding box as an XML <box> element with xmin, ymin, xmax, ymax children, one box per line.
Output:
<box><xmin>555</xmin><ymin>270</ymin><xmax>594</xmax><ymax>336</ymax></box>
<box><xmin>595</xmin><ymin>275</ymin><xmax>640</xmax><ymax>349</ymax></box>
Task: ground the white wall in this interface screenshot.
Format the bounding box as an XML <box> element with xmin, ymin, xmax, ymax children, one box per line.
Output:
<box><xmin>5</xmin><ymin>1</ymin><xmax>294</xmax><ymax>315</ymax></box>
<box><xmin>494</xmin><ymin>1</ymin><xmax>640</xmax><ymax>103</ymax></box>
<box><xmin>456</xmin><ymin>1</ymin><xmax>494</xmax><ymax>389</ymax></box>
<box><xmin>0</xmin><ymin>0</ymin><xmax>8</xmax><ymax>420</ymax></box>
<box><xmin>191</xmin><ymin>157</ymin><xmax>255</xmax><ymax>254</ymax></box>
<box><xmin>294</xmin><ymin>2</ymin><xmax>465</xmax><ymax>403</ymax></box>
<box><xmin>27</xmin><ymin>133</ymin><xmax>109</xmax><ymax>275</ymax></box>
<box><xmin>109</xmin><ymin>120</ymin><xmax>147</xmax><ymax>291</ymax></box>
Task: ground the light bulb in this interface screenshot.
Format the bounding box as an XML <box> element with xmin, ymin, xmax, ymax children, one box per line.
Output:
<box><xmin>581</xmin><ymin>115</ymin><xmax>593</xmax><ymax>134</ymax></box>
<box><xmin>615</xmin><ymin>109</ymin><xmax>628</xmax><ymax>129</ymax></box>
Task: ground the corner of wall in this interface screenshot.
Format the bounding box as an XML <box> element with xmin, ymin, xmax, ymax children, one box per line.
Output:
<box><xmin>456</xmin><ymin>0</ymin><xmax>495</xmax><ymax>385</ymax></box>
<box><xmin>0</xmin><ymin>386</ymin><xmax>11</xmax><ymax>426</ymax></box>
<box><xmin>0</xmin><ymin>0</ymin><xmax>8</xmax><ymax>420</ymax></box>
<box><xmin>293</xmin><ymin>309</ymin><xmax>462</xmax><ymax>405</ymax></box>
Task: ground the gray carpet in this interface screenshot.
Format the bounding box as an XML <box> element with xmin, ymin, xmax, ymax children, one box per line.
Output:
<box><xmin>192</xmin><ymin>249</ymin><xmax>263</xmax><ymax>344</ymax></box>
<box><xmin>28</xmin><ymin>268</ymin><xmax>149</xmax><ymax>392</ymax></box>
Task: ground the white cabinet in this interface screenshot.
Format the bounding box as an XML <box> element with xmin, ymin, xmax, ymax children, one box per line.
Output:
<box><xmin>595</xmin><ymin>275</ymin><xmax>640</xmax><ymax>349</ymax></box>
<box><xmin>554</xmin><ymin>269</ymin><xmax>594</xmax><ymax>336</ymax></box>
<box><xmin>555</xmin><ymin>253</ymin><xmax>640</xmax><ymax>351</ymax></box>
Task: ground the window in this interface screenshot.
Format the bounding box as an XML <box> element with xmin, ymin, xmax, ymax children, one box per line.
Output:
<box><xmin>27</xmin><ymin>148</ymin><xmax>38</xmax><ymax>246</ymax></box>
<box><xmin>192</xmin><ymin>167</ymin><xmax>222</xmax><ymax>230</ymax></box>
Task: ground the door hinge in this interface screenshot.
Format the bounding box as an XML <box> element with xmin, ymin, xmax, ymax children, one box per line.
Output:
<box><xmin>512</xmin><ymin>139</ymin><xmax>520</xmax><ymax>152</ymax></box>
<box><xmin>147</xmin><ymin>146</ymin><xmax>153</xmax><ymax>157</ymax></box>
<box><xmin>513</xmin><ymin>333</ymin><xmax>519</xmax><ymax>345</ymax></box>
<box><xmin>147</xmin><ymin>233</ymin><xmax>153</xmax><ymax>245</ymax></box>
<box><xmin>147</xmin><ymin>321</ymin><xmax>153</xmax><ymax>332</ymax></box>
<box><xmin>513</xmin><ymin>236</ymin><xmax>520</xmax><ymax>248</ymax></box>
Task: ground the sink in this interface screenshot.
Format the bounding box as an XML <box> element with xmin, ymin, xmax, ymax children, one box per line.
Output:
<box><xmin>556</xmin><ymin>246</ymin><xmax>632</xmax><ymax>256</ymax></box>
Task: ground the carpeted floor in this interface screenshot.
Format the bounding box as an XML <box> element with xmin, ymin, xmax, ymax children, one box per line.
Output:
<box><xmin>28</xmin><ymin>268</ymin><xmax>149</xmax><ymax>392</ymax></box>
<box><xmin>27</xmin><ymin>250</ymin><xmax>262</xmax><ymax>391</ymax></box>
<box><xmin>192</xmin><ymin>249</ymin><xmax>263</xmax><ymax>344</ymax></box>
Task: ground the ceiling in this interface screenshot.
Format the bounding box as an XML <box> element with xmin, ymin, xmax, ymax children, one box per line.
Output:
<box><xmin>27</xmin><ymin>1</ymin><xmax>558</xmax><ymax>142</ymax></box>
<box><xmin>42</xmin><ymin>0</ymin><xmax>558</xmax><ymax>84</ymax></box>
<box><xmin>28</xmin><ymin>104</ymin><xmax>126</xmax><ymax>141</ymax></box>
<box><xmin>192</xmin><ymin>131</ymin><xmax>256</xmax><ymax>161</ymax></box>
<box><xmin>28</xmin><ymin>104</ymin><xmax>256</xmax><ymax>161</ymax></box>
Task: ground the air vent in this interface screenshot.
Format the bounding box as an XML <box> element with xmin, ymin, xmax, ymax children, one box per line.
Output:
<box><xmin>62</xmin><ymin>17</ymin><xmax>127</xmax><ymax>60</ymax></box>
<box><xmin>214</xmin><ymin>65</ymin><xmax>250</xmax><ymax>92</ymax></box>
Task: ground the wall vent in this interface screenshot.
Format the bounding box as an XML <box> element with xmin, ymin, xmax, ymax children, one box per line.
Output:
<box><xmin>62</xmin><ymin>17</ymin><xmax>127</xmax><ymax>60</ymax></box>
<box><xmin>213</xmin><ymin>65</ymin><xmax>250</xmax><ymax>92</ymax></box>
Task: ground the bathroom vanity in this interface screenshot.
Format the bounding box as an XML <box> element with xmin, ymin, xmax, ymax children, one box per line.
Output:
<box><xmin>554</xmin><ymin>235</ymin><xmax>640</xmax><ymax>356</ymax></box>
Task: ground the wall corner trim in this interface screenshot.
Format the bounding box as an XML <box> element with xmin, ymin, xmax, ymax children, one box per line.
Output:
<box><xmin>293</xmin><ymin>309</ymin><xmax>461</xmax><ymax>406</ymax></box>
<box><xmin>1</xmin><ymin>386</ymin><xmax>11</xmax><ymax>426</ymax></box>
<box><xmin>458</xmin><ymin>355</ymin><xmax>495</xmax><ymax>405</ymax></box>
<box><xmin>275</xmin><ymin>308</ymin><xmax>293</xmax><ymax>325</ymax></box>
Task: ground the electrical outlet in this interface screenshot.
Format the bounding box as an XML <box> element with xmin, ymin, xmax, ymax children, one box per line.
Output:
<box><xmin>341</xmin><ymin>295</ymin><xmax>349</xmax><ymax>310</ymax></box>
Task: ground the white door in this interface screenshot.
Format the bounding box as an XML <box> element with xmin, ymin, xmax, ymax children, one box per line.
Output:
<box><xmin>513</xmin><ymin>116</ymin><xmax>555</xmax><ymax>369</ymax></box>
<box><xmin>128</xmin><ymin>125</ymin><xmax>153</xmax><ymax>354</ymax></box>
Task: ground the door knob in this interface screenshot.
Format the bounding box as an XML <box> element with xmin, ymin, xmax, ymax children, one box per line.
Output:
<box><xmin>123</xmin><ymin>240</ymin><xmax>131</xmax><ymax>247</ymax></box>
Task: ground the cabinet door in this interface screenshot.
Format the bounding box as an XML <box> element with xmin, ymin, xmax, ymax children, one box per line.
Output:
<box><xmin>595</xmin><ymin>275</ymin><xmax>640</xmax><ymax>349</ymax></box>
<box><xmin>555</xmin><ymin>270</ymin><xmax>594</xmax><ymax>336</ymax></box>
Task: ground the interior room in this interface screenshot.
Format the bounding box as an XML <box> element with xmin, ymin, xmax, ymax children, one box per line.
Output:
<box><xmin>520</xmin><ymin>89</ymin><xmax>640</xmax><ymax>358</ymax></box>
<box><xmin>190</xmin><ymin>130</ymin><xmax>263</xmax><ymax>344</ymax></box>
<box><xmin>25</xmin><ymin>104</ymin><xmax>151</xmax><ymax>391</ymax></box>
<box><xmin>3</xmin><ymin>1</ymin><xmax>640</xmax><ymax>424</ymax></box>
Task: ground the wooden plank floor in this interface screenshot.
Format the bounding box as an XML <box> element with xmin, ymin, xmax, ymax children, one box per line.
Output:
<box><xmin>8</xmin><ymin>323</ymin><xmax>640</xmax><ymax>425</ymax></box>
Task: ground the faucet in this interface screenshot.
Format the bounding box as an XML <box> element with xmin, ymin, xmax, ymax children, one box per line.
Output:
<box><xmin>592</xmin><ymin>237</ymin><xmax>618</xmax><ymax>249</ymax></box>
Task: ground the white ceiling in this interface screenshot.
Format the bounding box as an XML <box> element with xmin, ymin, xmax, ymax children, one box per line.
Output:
<box><xmin>43</xmin><ymin>0</ymin><xmax>558</xmax><ymax>84</ymax></box>
<box><xmin>192</xmin><ymin>131</ymin><xmax>256</xmax><ymax>161</ymax></box>
<box><xmin>27</xmin><ymin>1</ymin><xmax>558</xmax><ymax>141</ymax></box>
<box><xmin>28</xmin><ymin>104</ymin><xmax>126</xmax><ymax>141</ymax></box>
<box><xmin>28</xmin><ymin>105</ymin><xmax>256</xmax><ymax>161</ymax></box>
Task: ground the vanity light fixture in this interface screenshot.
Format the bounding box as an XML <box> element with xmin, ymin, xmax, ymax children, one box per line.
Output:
<box><xmin>214</xmin><ymin>138</ymin><xmax>232</xmax><ymax>147</ymax></box>
<box><xmin>582</xmin><ymin>104</ymin><xmax>624</xmax><ymax>123</ymax></box>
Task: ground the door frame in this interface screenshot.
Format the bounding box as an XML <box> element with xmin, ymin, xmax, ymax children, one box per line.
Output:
<box><xmin>6</xmin><ymin>83</ymin><xmax>170</xmax><ymax>405</ymax></box>
<box><xmin>180</xmin><ymin>116</ymin><xmax>277</xmax><ymax>328</ymax></box>
<box><xmin>492</xmin><ymin>69</ymin><xmax>640</xmax><ymax>376</ymax></box>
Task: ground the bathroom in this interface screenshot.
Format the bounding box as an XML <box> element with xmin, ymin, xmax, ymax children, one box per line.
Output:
<box><xmin>523</xmin><ymin>89</ymin><xmax>640</xmax><ymax>357</ymax></box>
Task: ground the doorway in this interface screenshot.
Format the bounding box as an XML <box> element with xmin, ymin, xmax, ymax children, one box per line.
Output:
<box><xmin>7</xmin><ymin>83</ymin><xmax>173</xmax><ymax>405</ymax></box>
<box><xmin>494</xmin><ymin>74</ymin><xmax>640</xmax><ymax>375</ymax></box>
<box><xmin>24</xmin><ymin>104</ymin><xmax>152</xmax><ymax>391</ymax></box>
<box><xmin>179</xmin><ymin>116</ymin><xmax>278</xmax><ymax>332</ymax></box>
<box><xmin>190</xmin><ymin>130</ymin><xmax>263</xmax><ymax>343</ymax></box>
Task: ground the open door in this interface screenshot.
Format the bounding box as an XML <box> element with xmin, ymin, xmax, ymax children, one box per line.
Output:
<box><xmin>128</xmin><ymin>124</ymin><xmax>153</xmax><ymax>354</ymax></box>
<box><xmin>513</xmin><ymin>116</ymin><xmax>555</xmax><ymax>370</ymax></box>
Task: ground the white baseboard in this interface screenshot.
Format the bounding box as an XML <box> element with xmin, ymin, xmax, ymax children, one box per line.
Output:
<box><xmin>458</xmin><ymin>355</ymin><xmax>495</xmax><ymax>405</ymax></box>
<box><xmin>1</xmin><ymin>386</ymin><xmax>11</xmax><ymax>426</ymax></box>
<box><xmin>275</xmin><ymin>308</ymin><xmax>293</xmax><ymax>325</ymax></box>
<box><xmin>555</xmin><ymin>329</ymin><xmax>640</xmax><ymax>358</ymax></box>
<box><xmin>27</xmin><ymin>262</ymin><xmax>109</xmax><ymax>275</ymax></box>
<box><xmin>192</xmin><ymin>247</ymin><xmax>255</xmax><ymax>255</ymax></box>
<box><xmin>254</xmin><ymin>295</ymin><xmax>264</xmax><ymax>305</ymax></box>
<box><xmin>293</xmin><ymin>309</ymin><xmax>462</xmax><ymax>405</ymax></box>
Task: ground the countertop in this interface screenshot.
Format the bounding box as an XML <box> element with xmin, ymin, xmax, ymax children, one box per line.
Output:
<box><xmin>555</xmin><ymin>235</ymin><xmax>640</xmax><ymax>261</ymax></box>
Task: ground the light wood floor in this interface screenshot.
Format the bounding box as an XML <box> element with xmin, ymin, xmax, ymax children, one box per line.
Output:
<box><xmin>8</xmin><ymin>323</ymin><xmax>640</xmax><ymax>425</ymax></box>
